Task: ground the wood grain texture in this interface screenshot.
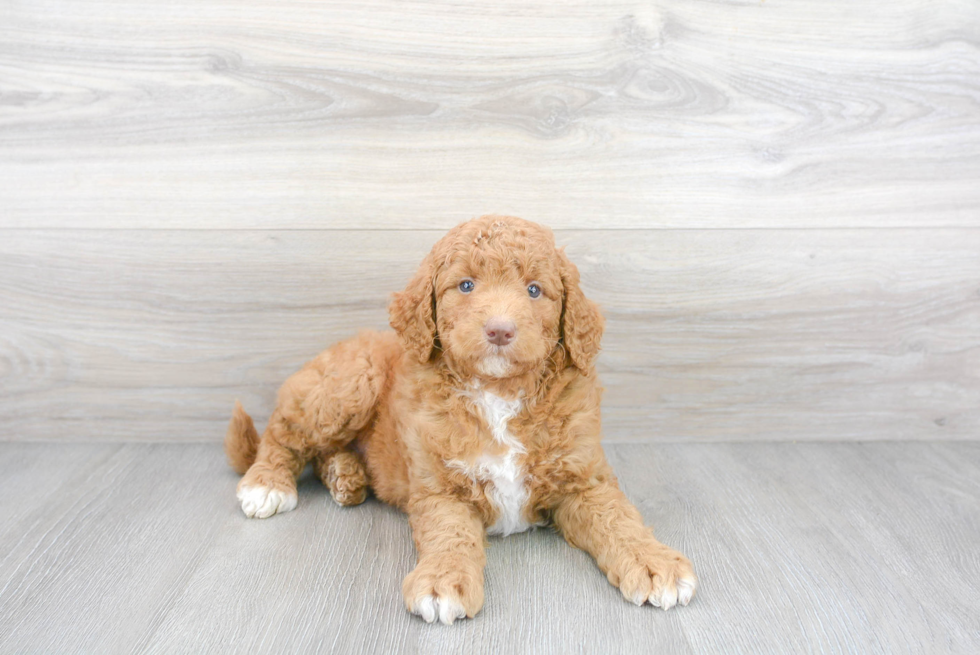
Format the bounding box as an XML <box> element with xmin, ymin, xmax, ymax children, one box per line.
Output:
<box><xmin>2</xmin><ymin>228</ymin><xmax>978</xmax><ymax>443</ymax></box>
<box><xmin>2</xmin><ymin>1</ymin><xmax>978</xmax><ymax>650</ymax></box>
<box><xmin>1</xmin><ymin>0</ymin><xmax>979</xmax><ymax>229</ymax></box>
<box><xmin>0</xmin><ymin>443</ymin><xmax>228</xmax><ymax>653</ymax></box>
<box><xmin>0</xmin><ymin>442</ymin><xmax>977</xmax><ymax>654</ymax></box>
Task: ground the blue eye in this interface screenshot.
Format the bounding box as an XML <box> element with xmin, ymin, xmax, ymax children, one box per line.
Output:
<box><xmin>458</xmin><ymin>279</ymin><xmax>475</xmax><ymax>293</ymax></box>
<box><xmin>527</xmin><ymin>283</ymin><xmax>541</xmax><ymax>298</ymax></box>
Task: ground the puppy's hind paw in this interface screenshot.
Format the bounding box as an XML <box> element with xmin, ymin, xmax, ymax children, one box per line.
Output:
<box><xmin>319</xmin><ymin>450</ymin><xmax>368</xmax><ymax>507</ymax></box>
<box><xmin>237</xmin><ymin>484</ymin><xmax>297</xmax><ymax>518</ymax></box>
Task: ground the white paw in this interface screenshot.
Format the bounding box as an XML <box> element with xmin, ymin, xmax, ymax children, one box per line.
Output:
<box><xmin>237</xmin><ymin>485</ymin><xmax>297</xmax><ymax>519</ymax></box>
<box><xmin>647</xmin><ymin>574</ymin><xmax>697</xmax><ymax>610</ymax></box>
<box><xmin>412</xmin><ymin>594</ymin><xmax>467</xmax><ymax>625</ymax></box>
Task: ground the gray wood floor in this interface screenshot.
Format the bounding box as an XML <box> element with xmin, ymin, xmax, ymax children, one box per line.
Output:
<box><xmin>1</xmin><ymin>441</ymin><xmax>977</xmax><ymax>654</ymax></box>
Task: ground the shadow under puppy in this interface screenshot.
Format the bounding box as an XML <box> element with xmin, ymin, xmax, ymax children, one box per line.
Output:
<box><xmin>225</xmin><ymin>215</ymin><xmax>697</xmax><ymax>624</ymax></box>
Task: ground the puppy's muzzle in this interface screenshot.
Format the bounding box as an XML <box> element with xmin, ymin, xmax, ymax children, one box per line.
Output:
<box><xmin>484</xmin><ymin>317</ymin><xmax>516</xmax><ymax>347</ymax></box>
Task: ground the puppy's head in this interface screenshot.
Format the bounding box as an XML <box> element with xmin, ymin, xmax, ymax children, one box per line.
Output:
<box><xmin>389</xmin><ymin>215</ymin><xmax>604</xmax><ymax>379</ymax></box>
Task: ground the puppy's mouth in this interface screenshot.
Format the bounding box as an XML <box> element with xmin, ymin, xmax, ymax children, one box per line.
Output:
<box><xmin>476</xmin><ymin>344</ymin><xmax>515</xmax><ymax>379</ymax></box>
<box><xmin>484</xmin><ymin>344</ymin><xmax>511</xmax><ymax>357</ymax></box>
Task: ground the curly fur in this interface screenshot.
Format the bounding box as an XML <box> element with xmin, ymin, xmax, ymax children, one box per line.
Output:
<box><xmin>225</xmin><ymin>215</ymin><xmax>697</xmax><ymax>623</ymax></box>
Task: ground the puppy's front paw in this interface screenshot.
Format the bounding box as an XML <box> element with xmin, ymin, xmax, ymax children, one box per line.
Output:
<box><xmin>613</xmin><ymin>546</ymin><xmax>697</xmax><ymax>610</ymax></box>
<box><xmin>236</xmin><ymin>484</ymin><xmax>298</xmax><ymax>519</ymax></box>
<box><xmin>403</xmin><ymin>558</ymin><xmax>484</xmax><ymax>625</ymax></box>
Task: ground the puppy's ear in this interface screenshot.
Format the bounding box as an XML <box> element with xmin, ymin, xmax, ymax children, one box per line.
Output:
<box><xmin>389</xmin><ymin>254</ymin><xmax>438</xmax><ymax>363</ymax></box>
<box><xmin>558</xmin><ymin>247</ymin><xmax>604</xmax><ymax>370</ymax></box>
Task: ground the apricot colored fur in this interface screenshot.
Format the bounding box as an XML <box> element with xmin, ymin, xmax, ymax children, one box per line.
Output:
<box><xmin>226</xmin><ymin>215</ymin><xmax>697</xmax><ymax>622</ymax></box>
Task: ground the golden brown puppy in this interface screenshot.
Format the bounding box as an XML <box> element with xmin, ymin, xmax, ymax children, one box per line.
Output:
<box><xmin>225</xmin><ymin>215</ymin><xmax>697</xmax><ymax>624</ymax></box>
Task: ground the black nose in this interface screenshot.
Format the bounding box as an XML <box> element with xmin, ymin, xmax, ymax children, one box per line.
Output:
<box><xmin>484</xmin><ymin>318</ymin><xmax>516</xmax><ymax>346</ymax></box>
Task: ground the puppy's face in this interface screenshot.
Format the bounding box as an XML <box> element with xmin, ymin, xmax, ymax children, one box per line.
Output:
<box><xmin>390</xmin><ymin>215</ymin><xmax>604</xmax><ymax>378</ymax></box>
<box><xmin>434</xmin><ymin>247</ymin><xmax>562</xmax><ymax>379</ymax></box>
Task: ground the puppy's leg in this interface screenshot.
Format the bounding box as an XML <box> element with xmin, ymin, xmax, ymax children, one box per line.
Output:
<box><xmin>554</xmin><ymin>480</ymin><xmax>697</xmax><ymax>610</ymax></box>
<box><xmin>235</xmin><ymin>331</ymin><xmax>397</xmax><ymax>518</ymax></box>
<box><xmin>402</xmin><ymin>495</ymin><xmax>486</xmax><ymax>625</ymax></box>
<box><xmin>237</xmin><ymin>412</ymin><xmax>307</xmax><ymax>519</ymax></box>
<box><xmin>315</xmin><ymin>448</ymin><xmax>368</xmax><ymax>507</ymax></box>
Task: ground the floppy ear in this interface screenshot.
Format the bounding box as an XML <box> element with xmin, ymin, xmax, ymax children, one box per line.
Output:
<box><xmin>558</xmin><ymin>247</ymin><xmax>604</xmax><ymax>370</ymax></box>
<box><xmin>389</xmin><ymin>254</ymin><xmax>438</xmax><ymax>363</ymax></box>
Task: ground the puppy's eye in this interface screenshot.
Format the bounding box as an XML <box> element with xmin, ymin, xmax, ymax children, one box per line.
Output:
<box><xmin>527</xmin><ymin>283</ymin><xmax>542</xmax><ymax>299</ymax></box>
<box><xmin>458</xmin><ymin>279</ymin><xmax>475</xmax><ymax>293</ymax></box>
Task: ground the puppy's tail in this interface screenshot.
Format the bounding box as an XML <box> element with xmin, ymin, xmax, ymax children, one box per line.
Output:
<box><xmin>225</xmin><ymin>400</ymin><xmax>260</xmax><ymax>475</ymax></box>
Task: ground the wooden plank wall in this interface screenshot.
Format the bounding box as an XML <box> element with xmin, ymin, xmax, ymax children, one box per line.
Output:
<box><xmin>2</xmin><ymin>0</ymin><xmax>978</xmax><ymax>442</ymax></box>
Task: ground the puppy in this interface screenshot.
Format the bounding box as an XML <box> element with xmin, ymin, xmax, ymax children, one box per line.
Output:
<box><xmin>225</xmin><ymin>215</ymin><xmax>697</xmax><ymax>624</ymax></box>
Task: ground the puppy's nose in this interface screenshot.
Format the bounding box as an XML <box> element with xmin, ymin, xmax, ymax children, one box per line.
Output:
<box><xmin>484</xmin><ymin>317</ymin><xmax>517</xmax><ymax>347</ymax></box>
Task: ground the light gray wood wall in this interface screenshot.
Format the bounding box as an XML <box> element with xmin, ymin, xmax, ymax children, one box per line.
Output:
<box><xmin>2</xmin><ymin>0</ymin><xmax>978</xmax><ymax>442</ymax></box>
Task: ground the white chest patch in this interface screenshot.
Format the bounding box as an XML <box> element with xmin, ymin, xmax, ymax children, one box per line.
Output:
<box><xmin>449</xmin><ymin>386</ymin><xmax>533</xmax><ymax>537</ymax></box>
